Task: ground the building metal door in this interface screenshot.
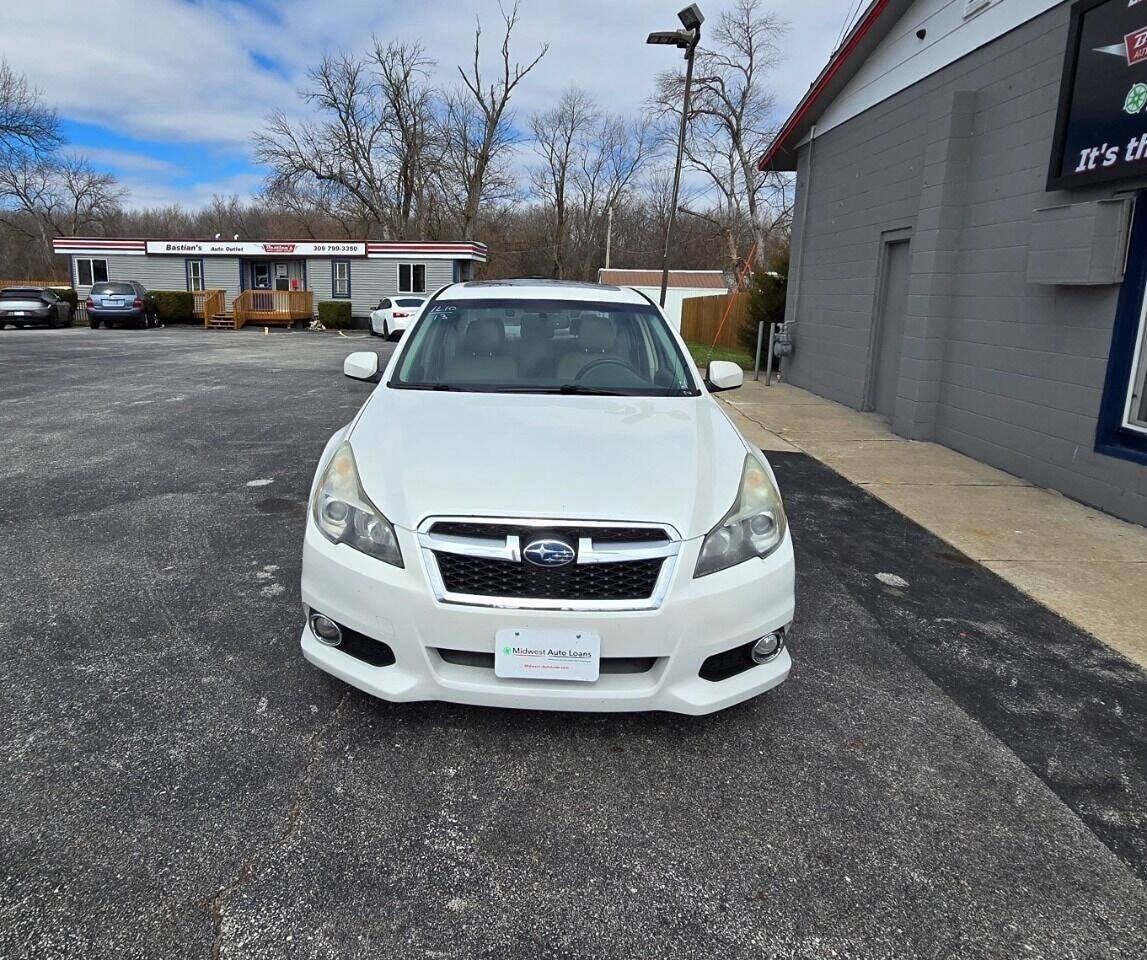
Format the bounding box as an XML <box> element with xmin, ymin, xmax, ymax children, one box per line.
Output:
<box><xmin>870</xmin><ymin>239</ymin><xmax>911</xmax><ymax>420</ymax></box>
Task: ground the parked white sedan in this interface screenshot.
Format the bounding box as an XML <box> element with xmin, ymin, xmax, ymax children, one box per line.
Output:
<box><xmin>301</xmin><ymin>279</ymin><xmax>794</xmax><ymax>714</ymax></box>
<box><xmin>369</xmin><ymin>296</ymin><xmax>425</xmax><ymax>340</ymax></box>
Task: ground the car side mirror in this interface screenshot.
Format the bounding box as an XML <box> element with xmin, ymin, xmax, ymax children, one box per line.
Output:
<box><xmin>344</xmin><ymin>351</ymin><xmax>381</xmax><ymax>383</ymax></box>
<box><xmin>705</xmin><ymin>360</ymin><xmax>743</xmax><ymax>392</ymax></box>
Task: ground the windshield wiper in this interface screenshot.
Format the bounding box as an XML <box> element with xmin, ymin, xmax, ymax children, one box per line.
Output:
<box><xmin>555</xmin><ymin>384</ymin><xmax>626</xmax><ymax>396</ymax></box>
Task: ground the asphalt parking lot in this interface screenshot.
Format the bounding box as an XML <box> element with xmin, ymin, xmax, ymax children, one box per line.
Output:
<box><xmin>2</xmin><ymin>326</ymin><xmax>1146</xmax><ymax>960</ymax></box>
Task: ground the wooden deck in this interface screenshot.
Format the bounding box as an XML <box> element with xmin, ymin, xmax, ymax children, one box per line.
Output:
<box><xmin>195</xmin><ymin>289</ymin><xmax>314</xmax><ymax>330</ymax></box>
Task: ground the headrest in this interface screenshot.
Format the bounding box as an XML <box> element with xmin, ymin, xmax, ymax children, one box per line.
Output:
<box><xmin>463</xmin><ymin>317</ymin><xmax>505</xmax><ymax>355</ymax></box>
<box><xmin>578</xmin><ymin>315</ymin><xmax>616</xmax><ymax>353</ymax></box>
<box><xmin>521</xmin><ymin>314</ymin><xmax>555</xmax><ymax>341</ymax></box>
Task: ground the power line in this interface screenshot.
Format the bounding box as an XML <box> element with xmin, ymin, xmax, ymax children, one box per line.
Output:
<box><xmin>833</xmin><ymin>0</ymin><xmax>867</xmax><ymax>52</ymax></box>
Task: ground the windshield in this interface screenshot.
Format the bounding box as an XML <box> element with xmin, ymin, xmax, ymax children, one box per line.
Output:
<box><xmin>391</xmin><ymin>297</ymin><xmax>698</xmax><ymax>396</ymax></box>
<box><xmin>91</xmin><ymin>282</ymin><xmax>135</xmax><ymax>296</ymax></box>
<box><xmin>1</xmin><ymin>288</ymin><xmax>43</xmax><ymax>301</ymax></box>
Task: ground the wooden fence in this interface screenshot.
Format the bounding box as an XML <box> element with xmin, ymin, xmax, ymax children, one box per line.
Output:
<box><xmin>1</xmin><ymin>278</ymin><xmax>72</xmax><ymax>289</ymax></box>
<box><xmin>679</xmin><ymin>293</ymin><xmax>749</xmax><ymax>349</ymax></box>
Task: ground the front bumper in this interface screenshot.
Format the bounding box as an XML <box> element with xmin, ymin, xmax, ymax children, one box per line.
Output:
<box><xmin>300</xmin><ymin>522</ymin><xmax>794</xmax><ymax>715</ymax></box>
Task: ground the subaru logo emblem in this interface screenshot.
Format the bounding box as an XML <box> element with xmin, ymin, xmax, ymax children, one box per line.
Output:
<box><xmin>522</xmin><ymin>538</ymin><xmax>576</xmax><ymax>567</ymax></box>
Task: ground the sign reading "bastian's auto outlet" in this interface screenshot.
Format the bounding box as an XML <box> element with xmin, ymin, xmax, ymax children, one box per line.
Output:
<box><xmin>143</xmin><ymin>240</ymin><xmax>367</xmax><ymax>257</ymax></box>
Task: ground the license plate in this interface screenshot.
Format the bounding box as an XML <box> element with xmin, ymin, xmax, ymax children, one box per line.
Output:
<box><xmin>494</xmin><ymin>629</ymin><xmax>600</xmax><ymax>682</ymax></box>
<box><xmin>12</xmin><ymin>311</ymin><xmax>25</xmax><ymax>317</ymax></box>
<box><xmin>107</xmin><ymin>299</ymin><xmax>123</xmax><ymax>306</ymax></box>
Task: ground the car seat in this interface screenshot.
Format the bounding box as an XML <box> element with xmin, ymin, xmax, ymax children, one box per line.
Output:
<box><xmin>555</xmin><ymin>315</ymin><xmax>621</xmax><ymax>381</ymax></box>
<box><xmin>442</xmin><ymin>316</ymin><xmax>516</xmax><ymax>382</ymax></box>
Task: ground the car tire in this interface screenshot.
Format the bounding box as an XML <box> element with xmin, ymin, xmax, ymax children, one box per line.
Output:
<box><xmin>89</xmin><ymin>317</ymin><xmax>100</xmax><ymax>329</ymax></box>
<box><xmin>48</xmin><ymin>308</ymin><xmax>61</xmax><ymax>329</ymax></box>
<box><xmin>382</xmin><ymin>319</ymin><xmax>389</xmax><ymax>339</ymax></box>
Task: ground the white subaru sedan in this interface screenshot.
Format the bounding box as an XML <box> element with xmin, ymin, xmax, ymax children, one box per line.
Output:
<box><xmin>301</xmin><ymin>279</ymin><xmax>794</xmax><ymax>714</ymax></box>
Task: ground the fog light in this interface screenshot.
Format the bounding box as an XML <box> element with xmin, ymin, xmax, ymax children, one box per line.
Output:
<box><xmin>751</xmin><ymin>631</ymin><xmax>784</xmax><ymax>664</ymax></box>
<box><xmin>309</xmin><ymin>613</ymin><xmax>342</xmax><ymax>646</ymax></box>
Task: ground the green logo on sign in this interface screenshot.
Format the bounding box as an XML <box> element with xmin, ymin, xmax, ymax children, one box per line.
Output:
<box><xmin>1125</xmin><ymin>83</ymin><xmax>1147</xmax><ymax>114</ymax></box>
<box><xmin>503</xmin><ymin>646</ymin><xmax>511</xmax><ymax>655</ymax></box>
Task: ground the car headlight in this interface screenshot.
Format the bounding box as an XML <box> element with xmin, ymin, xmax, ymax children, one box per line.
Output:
<box><xmin>311</xmin><ymin>441</ymin><xmax>402</xmax><ymax>567</ymax></box>
<box><xmin>694</xmin><ymin>454</ymin><xmax>787</xmax><ymax>577</ymax></box>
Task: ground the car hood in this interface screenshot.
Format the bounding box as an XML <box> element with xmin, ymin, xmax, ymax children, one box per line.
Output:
<box><xmin>347</xmin><ymin>389</ymin><xmax>750</xmax><ymax>539</ymax></box>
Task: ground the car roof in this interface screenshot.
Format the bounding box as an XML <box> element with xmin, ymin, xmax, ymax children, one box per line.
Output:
<box><xmin>442</xmin><ymin>278</ymin><xmax>650</xmax><ymax>306</ymax></box>
<box><xmin>1</xmin><ymin>286</ymin><xmax>46</xmax><ymax>294</ymax></box>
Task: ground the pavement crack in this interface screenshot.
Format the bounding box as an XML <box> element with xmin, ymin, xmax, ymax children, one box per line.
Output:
<box><xmin>207</xmin><ymin>691</ymin><xmax>349</xmax><ymax>959</ymax></box>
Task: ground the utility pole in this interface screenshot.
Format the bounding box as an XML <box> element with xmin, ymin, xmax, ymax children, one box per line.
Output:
<box><xmin>605</xmin><ymin>204</ymin><xmax>613</xmax><ymax>270</ymax></box>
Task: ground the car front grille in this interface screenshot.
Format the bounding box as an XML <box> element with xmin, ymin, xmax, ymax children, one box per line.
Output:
<box><xmin>429</xmin><ymin>521</ymin><xmax>670</xmax><ymax>544</ymax></box>
<box><xmin>418</xmin><ymin>518</ymin><xmax>681</xmax><ymax>610</ymax></box>
<box><xmin>434</xmin><ymin>552</ymin><xmax>664</xmax><ymax>601</ymax></box>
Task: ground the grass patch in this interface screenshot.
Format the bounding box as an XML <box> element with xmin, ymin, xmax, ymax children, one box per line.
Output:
<box><xmin>685</xmin><ymin>340</ymin><xmax>755</xmax><ymax>370</ymax></box>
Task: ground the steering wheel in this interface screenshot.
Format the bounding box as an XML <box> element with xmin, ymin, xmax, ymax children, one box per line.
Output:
<box><xmin>575</xmin><ymin>356</ymin><xmax>637</xmax><ymax>380</ymax></box>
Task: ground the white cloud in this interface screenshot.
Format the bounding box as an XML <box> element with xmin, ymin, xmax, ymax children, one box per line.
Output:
<box><xmin>114</xmin><ymin>172</ymin><xmax>266</xmax><ymax>210</ymax></box>
<box><xmin>65</xmin><ymin>147</ymin><xmax>183</xmax><ymax>176</ymax></box>
<box><xmin>4</xmin><ymin>0</ymin><xmax>847</xmax><ymax>206</ymax></box>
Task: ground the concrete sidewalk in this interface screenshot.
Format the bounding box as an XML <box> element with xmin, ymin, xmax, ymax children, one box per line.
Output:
<box><xmin>721</xmin><ymin>379</ymin><xmax>1147</xmax><ymax>669</ymax></box>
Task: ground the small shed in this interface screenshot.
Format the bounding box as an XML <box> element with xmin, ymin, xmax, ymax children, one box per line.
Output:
<box><xmin>596</xmin><ymin>269</ymin><xmax>728</xmax><ymax>330</ymax></box>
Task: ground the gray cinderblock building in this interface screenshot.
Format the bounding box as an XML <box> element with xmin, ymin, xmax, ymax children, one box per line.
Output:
<box><xmin>763</xmin><ymin>0</ymin><xmax>1147</xmax><ymax>526</ymax></box>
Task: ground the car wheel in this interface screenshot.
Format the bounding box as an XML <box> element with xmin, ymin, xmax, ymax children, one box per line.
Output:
<box><xmin>48</xmin><ymin>308</ymin><xmax>61</xmax><ymax>329</ymax></box>
<box><xmin>89</xmin><ymin>317</ymin><xmax>100</xmax><ymax>329</ymax></box>
<box><xmin>382</xmin><ymin>319</ymin><xmax>389</xmax><ymax>339</ymax></box>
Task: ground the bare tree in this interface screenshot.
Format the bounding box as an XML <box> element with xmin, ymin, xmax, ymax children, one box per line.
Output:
<box><xmin>530</xmin><ymin>87</ymin><xmax>598</xmax><ymax>278</ymax></box>
<box><xmin>652</xmin><ymin>0</ymin><xmax>789</xmax><ymax>266</ymax></box>
<box><xmin>569</xmin><ymin>115</ymin><xmax>653</xmax><ymax>279</ymax></box>
<box><xmin>0</xmin><ymin>59</ymin><xmax>61</xmax><ymax>161</ymax></box>
<box><xmin>440</xmin><ymin>1</ymin><xmax>548</xmax><ymax>238</ymax></box>
<box><xmin>530</xmin><ymin>86</ymin><xmax>655</xmax><ymax>279</ymax></box>
<box><xmin>253</xmin><ymin>39</ymin><xmax>439</xmax><ymax>239</ymax></box>
<box><xmin>0</xmin><ymin>154</ymin><xmax>123</xmax><ymax>263</ymax></box>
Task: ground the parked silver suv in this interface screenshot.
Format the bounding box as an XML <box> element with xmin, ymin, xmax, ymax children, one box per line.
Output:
<box><xmin>87</xmin><ymin>281</ymin><xmax>157</xmax><ymax>329</ymax></box>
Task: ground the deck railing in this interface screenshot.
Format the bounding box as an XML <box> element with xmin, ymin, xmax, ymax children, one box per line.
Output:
<box><xmin>200</xmin><ymin>290</ymin><xmax>225</xmax><ymax>326</ymax></box>
<box><xmin>233</xmin><ymin>289</ymin><xmax>314</xmax><ymax>329</ymax></box>
<box><xmin>192</xmin><ymin>289</ymin><xmax>226</xmax><ymax>322</ymax></box>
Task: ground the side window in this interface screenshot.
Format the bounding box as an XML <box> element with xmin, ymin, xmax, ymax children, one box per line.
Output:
<box><xmin>186</xmin><ymin>259</ymin><xmax>204</xmax><ymax>292</ymax></box>
<box><xmin>332</xmin><ymin>259</ymin><xmax>351</xmax><ymax>298</ymax></box>
<box><xmin>398</xmin><ymin>263</ymin><xmax>427</xmax><ymax>294</ymax></box>
<box><xmin>380</xmin><ymin>298</ymin><xmax>392</xmax><ymax>309</ymax></box>
<box><xmin>76</xmin><ymin>258</ymin><xmax>109</xmax><ymax>286</ymax></box>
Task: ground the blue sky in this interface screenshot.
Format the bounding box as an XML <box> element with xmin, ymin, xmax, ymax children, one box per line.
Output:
<box><xmin>2</xmin><ymin>0</ymin><xmax>849</xmax><ymax>209</ymax></box>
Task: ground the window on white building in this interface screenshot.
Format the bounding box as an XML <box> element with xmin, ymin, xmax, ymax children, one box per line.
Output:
<box><xmin>332</xmin><ymin>259</ymin><xmax>351</xmax><ymax>298</ymax></box>
<box><xmin>398</xmin><ymin>262</ymin><xmax>426</xmax><ymax>293</ymax></box>
<box><xmin>186</xmin><ymin>259</ymin><xmax>204</xmax><ymax>292</ymax></box>
<box><xmin>76</xmin><ymin>258</ymin><xmax>108</xmax><ymax>287</ymax></box>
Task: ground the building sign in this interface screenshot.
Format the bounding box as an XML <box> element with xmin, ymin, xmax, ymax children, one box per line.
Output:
<box><xmin>143</xmin><ymin>240</ymin><xmax>366</xmax><ymax>257</ymax></box>
<box><xmin>1048</xmin><ymin>0</ymin><xmax>1147</xmax><ymax>188</ymax></box>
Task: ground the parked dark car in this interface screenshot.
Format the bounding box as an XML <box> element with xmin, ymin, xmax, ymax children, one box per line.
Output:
<box><xmin>0</xmin><ymin>286</ymin><xmax>73</xmax><ymax>329</ymax></box>
<box><xmin>86</xmin><ymin>281</ymin><xmax>157</xmax><ymax>329</ymax></box>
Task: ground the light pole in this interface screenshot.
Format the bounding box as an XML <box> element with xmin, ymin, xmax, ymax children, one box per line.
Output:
<box><xmin>647</xmin><ymin>4</ymin><xmax>704</xmax><ymax>308</ymax></box>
